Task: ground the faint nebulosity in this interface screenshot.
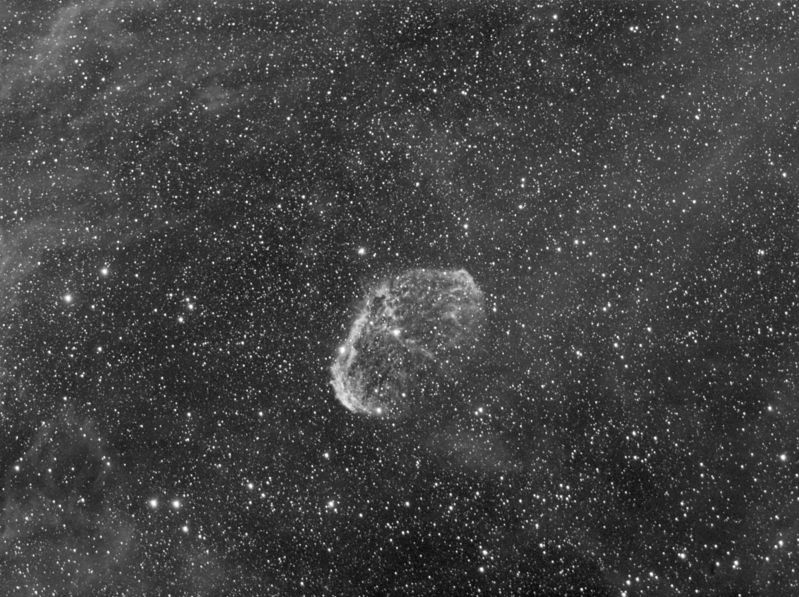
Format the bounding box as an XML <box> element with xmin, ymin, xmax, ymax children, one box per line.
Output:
<box><xmin>1</xmin><ymin>1</ymin><xmax>799</xmax><ymax>595</ymax></box>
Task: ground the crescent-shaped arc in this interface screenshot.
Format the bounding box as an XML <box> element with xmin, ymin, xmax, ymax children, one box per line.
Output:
<box><xmin>330</xmin><ymin>282</ymin><xmax>391</xmax><ymax>416</ymax></box>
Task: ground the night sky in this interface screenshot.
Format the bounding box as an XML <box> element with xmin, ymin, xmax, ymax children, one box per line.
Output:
<box><xmin>1</xmin><ymin>1</ymin><xmax>799</xmax><ymax>595</ymax></box>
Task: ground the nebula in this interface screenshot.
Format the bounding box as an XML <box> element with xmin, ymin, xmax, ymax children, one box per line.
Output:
<box><xmin>331</xmin><ymin>268</ymin><xmax>485</xmax><ymax>418</ymax></box>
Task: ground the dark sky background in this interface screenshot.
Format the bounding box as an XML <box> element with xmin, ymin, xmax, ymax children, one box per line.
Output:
<box><xmin>1</xmin><ymin>1</ymin><xmax>799</xmax><ymax>595</ymax></box>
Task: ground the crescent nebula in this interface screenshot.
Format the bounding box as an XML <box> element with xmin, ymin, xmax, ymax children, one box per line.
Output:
<box><xmin>331</xmin><ymin>268</ymin><xmax>486</xmax><ymax>418</ymax></box>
